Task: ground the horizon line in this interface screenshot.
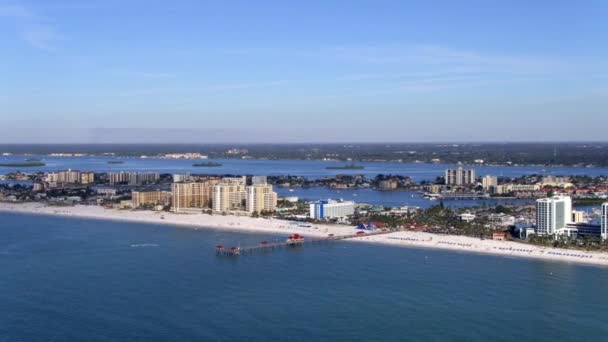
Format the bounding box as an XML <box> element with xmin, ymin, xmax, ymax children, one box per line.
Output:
<box><xmin>1</xmin><ymin>141</ymin><xmax>608</xmax><ymax>145</ymax></box>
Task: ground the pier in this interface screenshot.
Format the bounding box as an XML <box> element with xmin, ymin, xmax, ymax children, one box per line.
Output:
<box><xmin>215</xmin><ymin>229</ymin><xmax>396</xmax><ymax>256</ymax></box>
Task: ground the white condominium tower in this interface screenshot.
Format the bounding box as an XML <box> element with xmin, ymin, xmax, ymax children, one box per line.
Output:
<box><xmin>481</xmin><ymin>175</ymin><xmax>497</xmax><ymax>191</ymax></box>
<box><xmin>445</xmin><ymin>167</ymin><xmax>476</xmax><ymax>186</ymax></box>
<box><xmin>535</xmin><ymin>195</ymin><xmax>572</xmax><ymax>236</ymax></box>
<box><xmin>602</xmin><ymin>203</ymin><xmax>608</xmax><ymax>240</ymax></box>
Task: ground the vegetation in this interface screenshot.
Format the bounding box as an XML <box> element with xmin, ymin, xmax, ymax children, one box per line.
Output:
<box><xmin>4</xmin><ymin>142</ymin><xmax>608</xmax><ymax>165</ymax></box>
<box><xmin>0</xmin><ymin>161</ymin><xmax>46</xmax><ymax>167</ymax></box>
<box><xmin>527</xmin><ymin>234</ymin><xmax>608</xmax><ymax>251</ymax></box>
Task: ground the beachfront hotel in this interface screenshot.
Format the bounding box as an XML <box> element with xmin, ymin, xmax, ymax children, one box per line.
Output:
<box><xmin>132</xmin><ymin>190</ymin><xmax>172</xmax><ymax>208</ymax></box>
<box><xmin>310</xmin><ymin>200</ymin><xmax>355</xmax><ymax>219</ymax></box>
<box><xmin>171</xmin><ymin>180</ymin><xmax>217</xmax><ymax>212</ymax></box>
<box><xmin>246</xmin><ymin>183</ymin><xmax>278</xmax><ymax>214</ymax></box>
<box><xmin>602</xmin><ymin>203</ymin><xmax>608</xmax><ymax>240</ymax></box>
<box><xmin>212</xmin><ymin>177</ymin><xmax>247</xmax><ymax>213</ymax></box>
<box><xmin>535</xmin><ymin>195</ymin><xmax>573</xmax><ymax>236</ymax></box>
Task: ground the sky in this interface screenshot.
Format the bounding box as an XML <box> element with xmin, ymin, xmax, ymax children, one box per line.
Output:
<box><xmin>1</xmin><ymin>0</ymin><xmax>607</xmax><ymax>143</ymax></box>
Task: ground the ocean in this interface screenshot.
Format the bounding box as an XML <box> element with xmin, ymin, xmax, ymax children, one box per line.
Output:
<box><xmin>2</xmin><ymin>212</ymin><xmax>608</xmax><ymax>341</ymax></box>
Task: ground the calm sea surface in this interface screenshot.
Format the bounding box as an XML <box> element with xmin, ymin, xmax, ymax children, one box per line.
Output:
<box><xmin>2</xmin><ymin>212</ymin><xmax>608</xmax><ymax>341</ymax></box>
<box><xmin>2</xmin><ymin>155</ymin><xmax>608</xmax><ymax>181</ymax></box>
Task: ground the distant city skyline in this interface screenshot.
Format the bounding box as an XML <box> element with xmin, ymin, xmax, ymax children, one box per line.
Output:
<box><xmin>1</xmin><ymin>0</ymin><xmax>607</xmax><ymax>143</ymax></box>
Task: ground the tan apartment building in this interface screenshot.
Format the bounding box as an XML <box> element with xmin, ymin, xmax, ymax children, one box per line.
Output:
<box><xmin>212</xmin><ymin>177</ymin><xmax>247</xmax><ymax>213</ymax></box>
<box><xmin>132</xmin><ymin>190</ymin><xmax>172</xmax><ymax>208</ymax></box>
<box><xmin>246</xmin><ymin>184</ymin><xmax>278</xmax><ymax>214</ymax></box>
<box><xmin>80</xmin><ymin>172</ymin><xmax>95</xmax><ymax>184</ymax></box>
<box><xmin>171</xmin><ymin>180</ymin><xmax>217</xmax><ymax>212</ymax></box>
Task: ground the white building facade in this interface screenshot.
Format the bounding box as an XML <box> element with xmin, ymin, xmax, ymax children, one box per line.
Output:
<box><xmin>445</xmin><ymin>167</ymin><xmax>476</xmax><ymax>186</ymax></box>
<box><xmin>602</xmin><ymin>203</ymin><xmax>608</xmax><ymax>240</ymax></box>
<box><xmin>535</xmin><ymin>195</ymin><xmax>572</xmax><ymax>236</ymax></box>
<box><xmin>309</xmin><ymin>200</ymin><xmax>355</xmax><ymax>219</ymax></box>
<box><xmin>481</xmin><ymin>175</ymin><xmax>497</xmax><ymax>191</ymax></box>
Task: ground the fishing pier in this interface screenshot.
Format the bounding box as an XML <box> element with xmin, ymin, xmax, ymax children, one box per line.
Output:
<box><xmin>215</xmin><ymin>229</ymin><xmax>395</xmax><ymax>256</ymax></box>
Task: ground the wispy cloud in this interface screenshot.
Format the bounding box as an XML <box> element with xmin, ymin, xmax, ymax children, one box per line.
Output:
<box><xmin>0</xmin><ymin>3</ymin><xmax>63</xmax><ymax>50</ymax></box>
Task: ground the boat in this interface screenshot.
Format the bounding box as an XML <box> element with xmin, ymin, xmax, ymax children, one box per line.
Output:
<box><xmin>107</xmin><ymin>160</ymin><xmax>124</xmax><ymax>164</ymax></box>
<box><xmin>286</xmin><ymin>234</ymin><xmax>305</xmax><ymax>245</ymax></box>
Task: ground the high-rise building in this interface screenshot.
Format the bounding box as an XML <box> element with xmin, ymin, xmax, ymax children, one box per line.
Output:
<box><xmin>212</xmin><ymin>177</ymin><xmax>247</xmax><ymax>213</ymax></box>
<box><xmin>108</xmin><ymin>172</ymin><xmax>159</xmax><ymax>185</ymax></box>
<box><xmin>132</xmin><ymin>190</ymin><xmax>172</xmax><ymax>208</ymax></box>
<box><xmin>171</xmin><ymin>181</ymin><xmax>217</xmax><ymax>212</ymax></box>
<box><xmin>108</xmin><ymin>172</ymin><xmax>128</xmax><ymax>185</ymax></box>
<box><xmin>246</xmin><ymin>184</ymin><xmax>277</xmax><ymax>214</ymax></box>
<box><xmin>309</xmin><ymin>200</ymin><xmax>355</xmax><ymax>219</ymax></box>
<box><xmin>56</xmin><ymin>169</ymin><xmax>81</xmax><ymax>184</ymax></box>
<box><xmin>602</xmin><ymin>203</ymin><xmax>608</xmax><ymax>240</ymax></box>
<box><xmin>445</xmin><ymin>167</ymin><xmax>476</xmax><ymax>186</ymax></box>
<box><xmin>45</xmin><ymin>172</ymin><xmax>59</xmax><ymax>183</ymax></box>
<box><xmin>571</xmin><ymin>210</ymin><xmax>585</xmax><ymax>223</ymax></box>
<box><xmin>128</xmin><ymin>172</ymin><xmax>159</xmax><ymax>186</ymax></box>
<box><xmin>80</xmin><ymin>172</ymin><xmax>95</xmax><ymax>184</ymax></box>
<box><xmin>536</xmin><ymin>195</ymin><xmax>572</xmax><ymax>236</ymax></box>
<box><xmin>481</xmin><ymin>175</ymin><xmax>497</xmax><ymax>191</ymax></box>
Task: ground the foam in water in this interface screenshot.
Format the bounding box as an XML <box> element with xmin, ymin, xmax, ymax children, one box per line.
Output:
<box><xmin>130</xmin><ymin>243</ymin><xmax>159</xmax><ymax>248</ymax></box>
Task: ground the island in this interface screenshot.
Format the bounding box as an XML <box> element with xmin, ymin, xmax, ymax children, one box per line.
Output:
<box><xmin>326</xmin><ymin>163</ymin><xmax>364</xmax><ymax>170</ymax></box>
<box><xmin>0</xmin><ymin>161</ymin><xmax>46</xmax><ymax>167</ymax></box>
<box><xmin>192</xmin><ymin>162</ymin><xmax>223</xmax><ymax>167</ymax></box>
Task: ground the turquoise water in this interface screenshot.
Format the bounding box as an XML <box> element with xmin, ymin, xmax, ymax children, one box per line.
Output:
<box><xmin>2</xmin><ymin>212</ymin><xmax>608</xmax><ymax>341</ymax></box>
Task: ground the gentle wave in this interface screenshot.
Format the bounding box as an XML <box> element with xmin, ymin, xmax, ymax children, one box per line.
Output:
<box><xmin>130</xmin><ymin>243</ymin><xmax>159</xmax><ymax>248</ymax></box>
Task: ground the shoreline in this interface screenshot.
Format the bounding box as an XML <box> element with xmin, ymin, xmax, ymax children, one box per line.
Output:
<box><xmin>2</xmin><ymin>202</ymin><xmax>608</xmax><ymax>267</ymax></box>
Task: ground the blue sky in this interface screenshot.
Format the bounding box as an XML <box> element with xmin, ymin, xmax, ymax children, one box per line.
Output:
<box><xmin>1</xmin><ymin>0</ymin><xmax>607</xmax><ymax>143</ymax></box>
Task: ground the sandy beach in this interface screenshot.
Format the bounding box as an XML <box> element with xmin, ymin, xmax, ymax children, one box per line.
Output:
<box><xmin>2</xmin><ymin>202</ymin><xmax>608</xmax><ymax>267</ymax></box>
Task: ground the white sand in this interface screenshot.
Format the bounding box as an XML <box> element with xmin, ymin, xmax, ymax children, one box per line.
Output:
<box><xmin>2</xmin><ymin>202</ymin><xmax>608</xmax><ymax>267</ymax></box>
<box><xmin>0</xmin><ymin>202</ymin><xmax>359</xmax><ymax>238</ymax></box>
